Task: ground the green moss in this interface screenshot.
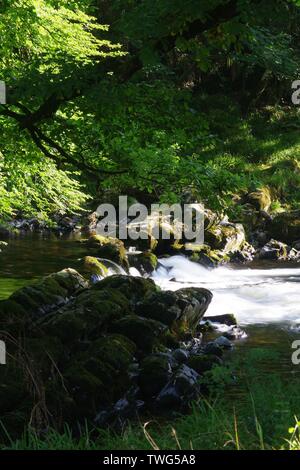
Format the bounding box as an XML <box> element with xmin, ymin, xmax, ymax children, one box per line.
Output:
<box><xmin>41</xmin><ymin>277</ymin><xmax>68</xmax><ymax>298</ymax></box>
<box><xmin>0</xmin><ymin>300</ymin><xmax>27</xmax><ymax>332</ymax></box>
<box><xmin>10</xmin><ymin>290</ymin><xmax>42</xmax><ymax>315</ymax></box>
<box><xmin>41</xmin><ymin>288</ymin><xmax>132</xmax><ymax>343</ymax></box>
<box><xmin>110</xmin><ymin>315</ymin><xmax>167</xmax><ymax>353</ymax></box>
<box><xmin>49</xmin><ymin>269</ymin><xmax>88</xmax><ymax>294</ymax></box>
<box><xmin>139</xmin><ymin>354</ymin><xmax>172</xmax><ymax>399</ymax></box>
<box><xmin>62</xmin><ymin>334</ymin><xmax>136</xmax><ymax>418</ymax></box>
<box><xmin>85</xmin><ymin>235</ymin><xmax>128</xmax><ymax>269</ymax></box>
<box><xmin>94</xmin><ymin>275</ymin><xmax>157</xmax><ymax>304</ymax></box>
<box><xmin>81</xmin><ymin>256</ymin><xmax>109</xmax><ymax>277</ymax></box>
<box><xmin>129</xmin><ymin>252</ymin><xmax>158</xmax><ymax>274</ymax></box>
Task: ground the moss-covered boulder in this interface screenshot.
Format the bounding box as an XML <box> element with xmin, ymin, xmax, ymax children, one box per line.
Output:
<box><xmin>138</xmin><ymin>353</ymin><xmax>173</xmax><ymax>400</ymax></box>
<box><xmin>60</xmin><ymin>335</ymin><xmax>136</xmax><ymax>419</ymax></box>
<box><xmin>187</xmin><ymin>245</ymin><xmax>230</xmax><ymax>267</ymax></box>
<box><xmin>136</xmin><ymin>287</ymin><xmax>212</xmax><ymax>334</ymax></box>
<box><xmin>0</xmin><ymin>265</ymin><xmax>215</xmax><ymax>434</ymax></box>
<box><xmin>0</xmin><ymin>269</ymin><xmax>88</xmax><ymax>331</ymax></box>
<box><xmin>84</xmin><ymin>235</ymin><xmax>129</xmax><ymax>270</ymax></box>
<box><xmin>110</xmin><ymin>315</ymin><xmax>167</xmax><ymax>353</ymax></box>
<box><xmin>93</xmin><ymin>274</ymin><xmax>157</xmax><ymax>305</ymax></box>
<box><xmin>39</xmin><ymin>287</ymin><xmax>132</xmax><ymax>343</ymax></box>
<box><xmin>0</xmin><ymin>299</ymin><xmax>27</xmax><ymax>334</ymax></box>
<box><xmin>205</xmin><ymin>223</ymin><xmax>246</xmax><ymax>254</ymax></box>
<box><xmin>129</xmin><ymin>252</ymin><xmax>158</xmax><ymax>275</ymax></box>
<box><xmin>81</xmin><ymin>256</ymin><xmax>108</xmax><ymax>279</ymax></box>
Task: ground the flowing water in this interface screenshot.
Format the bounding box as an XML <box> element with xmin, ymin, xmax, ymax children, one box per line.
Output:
<box><xmin>152</xmin><ymin>255</ymin><xmax>300</xmax><ymax>377</ymax></box>
<box><xmin>152</xmin><ymin>255</ymin><xmax>300</xmax><ymax>327</ymax></box>
<box><xmin>0</xmin><ymin>236</ymin><xmax>300</xmax><ymax>375</ymax></box>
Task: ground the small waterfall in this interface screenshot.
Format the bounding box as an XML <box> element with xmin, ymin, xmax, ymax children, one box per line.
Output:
<box><xmin>91</xmin><ymin>258</ymin><xmax>128</xmax><ymax>283</ymax></box>
<box><xmin>151</xmin><ymin>255</ymin><xmax>300</xmax><ymax>326</ymax></box>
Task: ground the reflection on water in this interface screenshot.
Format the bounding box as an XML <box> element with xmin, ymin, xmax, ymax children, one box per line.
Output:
<box><xmin>0</xmin><ymin>234</ymin><xmax>86</xmax><ymax>299</ymax></box>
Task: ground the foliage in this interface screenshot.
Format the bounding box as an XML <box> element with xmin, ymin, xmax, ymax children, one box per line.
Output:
<box><xmin>1</xmin><ymin>0</ymin><xmax>300</xmax><ymax>222</ymax></box>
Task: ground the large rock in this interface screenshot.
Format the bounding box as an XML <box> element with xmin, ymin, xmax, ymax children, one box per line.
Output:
<box><xmin>80</xmin><ymin>256</ymin><xmax>108</xmax><ymax>279</ymax></box>
<box><xmin>39</xmin><ymin>286</ymin><xmax>131</xmax><ymax>343</ymax></box>
<box><xmin>93</xmin><ymin>274</ymin><xmax>157</xmax><ymax>305</ymax></box>
<box><xmin>138</xmin><ymin>353</ymin><xmax>173</xmax><ymax>400</ymax></box>
<box><xmin>156</xmin><ymin>364</ymin><xmax>201</xmax><ymax>409</ymax></box>
<box><xmin>205</xmin><ymin>222</ymin><xmax>246</xmax><ymax>254</ymax></box>
<box><xmin>136</xmin><ymin>287</ymin><xmax>213</xmax><ymax>333</ymax></box>
<box><xmin>60</xmin><ymin>335</ymin><xmax>136</xmax><ymax>419</ymax></box>
<box><xmin>129</xmin><ymin>252</ymin><xmax>158</xmax><ymax>275</ymax></box>
<box><xmin>110</xmin><ymin>315</ymin><xmax>168</xmax><ymax>353</ymax></box>
<box><xmin>258</xmin><ymin>239</ymin><xmax>299</xmax><ymax>261</ymax></box>
<box><xmin>83</xmin><ymin>235</ymin><xmax>129</xmax><ymax>270</ymax></box>
<box><xmin>0</xmin><ymin>269</ymin><xmax>88</xmax><ymax>329</ymax></box>
<box><xmin>0</xmin><ymin>267</ymin><xmax>216</xmax><ymax>436</ymax></box>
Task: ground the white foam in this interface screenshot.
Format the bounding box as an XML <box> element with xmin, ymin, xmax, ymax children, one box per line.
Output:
<box><xmin>151</xmin><ymin>255</ymin><xmax>300</xmax><ymax>326</ymax></box>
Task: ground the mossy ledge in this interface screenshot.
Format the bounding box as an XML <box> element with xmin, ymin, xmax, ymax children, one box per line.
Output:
<box><xmin>0</xmin><ymin>268</ymin><xmax>239</xmax><ymax>438</ymax></box>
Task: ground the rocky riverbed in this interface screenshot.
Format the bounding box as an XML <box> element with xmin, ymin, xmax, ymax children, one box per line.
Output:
<box><xmin>0</xmin><ymin>198</ymin><xmax>299</xmax><ymax>438</ymax></box>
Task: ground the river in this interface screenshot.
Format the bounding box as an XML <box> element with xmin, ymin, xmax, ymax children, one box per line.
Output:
<box><xmin>1</xmin><ymin>235</ymin><xmax>300</xmax><ymax>376</ymax></box>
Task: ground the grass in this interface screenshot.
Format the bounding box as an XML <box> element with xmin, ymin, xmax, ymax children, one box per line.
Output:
<box><xmin>199</xmin><ymin>102</ymin><xmax>300</xmax><ymax>214</ymax></box>
<box><xmin>1</xmin><ymin>348</ymin><xmax>300</xmax><ymax>451</ymax></box>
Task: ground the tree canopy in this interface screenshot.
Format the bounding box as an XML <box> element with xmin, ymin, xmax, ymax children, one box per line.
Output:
<box><xmin>1</xmin><ymin>0</ymin><xmax>300</xmax><ymax>222</ymax></box>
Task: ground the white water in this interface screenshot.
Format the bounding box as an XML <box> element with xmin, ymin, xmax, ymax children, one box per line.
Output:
<box><xmin>151</xmin><ymin>256</ymin><xmax>300</xmax><ymax>326</ymax></box>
